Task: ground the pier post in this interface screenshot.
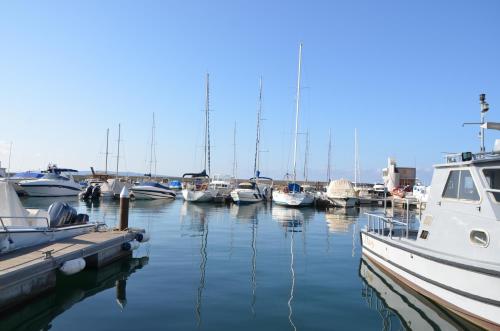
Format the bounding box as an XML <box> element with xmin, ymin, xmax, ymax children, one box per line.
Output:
<box><xmin>119</xmin><ymin>187</ymin><xmax>129</xmax><ymax>230</ymax></box>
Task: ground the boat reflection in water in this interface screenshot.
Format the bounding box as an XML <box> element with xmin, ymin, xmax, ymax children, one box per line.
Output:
<box><xmin>0</xmin><ymin>256</ymin><xmax>148</xmax><ymax>331</ymax></box>
<box><xmin>271</xmin><ymin>205</ymin><xmax>314</xmax><ymax>231</ymax></box>
<box><xmin>324</xmin><ymin>207</ymin><xmax>359</xmax><ymax>233</ymax></box>
<box><xmin>359</xmin><ymin>257</ymin><xmax>481</xmax><ymax>331</ymax></box>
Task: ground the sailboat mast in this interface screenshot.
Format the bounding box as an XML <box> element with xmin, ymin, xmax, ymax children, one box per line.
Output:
<box><xmin>116</xmin><ymin>123</ymin><xmax>121</xmax><ymax>178</ymax></box>
<box><xmin>204</xmin><ymin>73</ymin><xmax>211</xmax><ymax>176</ymax></box>
<box><xmin>105</xmin><ymin>128</ymin><xmax>109</xmax><ymax>175</ymax></box>
<box><xmin>254</xmin><ymin>77</ymin><xmax>263</xmax><ymax>179</ymax></box>
<box><xmin>149</xmin><ymin>113</ymin><xmax>155</xmax><ymax>178</ymax></box>
<box><xmin>303</xmin><ymin>130</ymin><xmax>309</xmax><ymax>183</ymax></box>
<box><xmin>292</xmin><ymin>43</ymin><xmax>303</xmax><ymax>183</ymax></box>
<box><xmin>232</xmin><ymin>121</ymin><xmax>237</xmax><ymax>179</ymax></box>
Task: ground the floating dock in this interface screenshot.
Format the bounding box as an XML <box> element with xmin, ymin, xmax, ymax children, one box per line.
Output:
<box><xmin>0</xmin><ymin>229</ymin><xmax>138</xmax><ymax>313</ymax></box>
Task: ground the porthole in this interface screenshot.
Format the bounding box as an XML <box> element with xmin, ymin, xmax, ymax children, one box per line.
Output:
<box><xmin>469</xmin><ymin>230</ymin><xmax>489</xmax><ymax>248</ymax></box>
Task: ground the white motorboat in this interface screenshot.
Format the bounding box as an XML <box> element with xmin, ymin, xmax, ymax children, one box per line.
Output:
<box><xmin>130</xmin><ymin>181</ymin><xmax>176</xmax><ymax>200</ymax></box>
<box><xmin>0</xmin><ymin>181</ymin><xmax>98</xmax><ymax>254</ymax></box>
<box><xmin>361</xmin><ymin>94</ymin><xmax>500</xmax><ymax>329</ymax></box>
<box><xmin>182</xmin><ymin>171</ymin><xmax>215</xmax><ymax>203</ymax></box>
<box><xmin>209</xmin><ymin>174</ymin><xmax>233</xmax><ymax>200</ymax></box>
<box><xmin>231</xmin><ymin>178</ymin><xmax>272</xmax><ymax>204</ymax></box>
<box><xmin>19</xmin><ymin>166</ymin><xmax>81</xmax><ymax>197</ymax></box>
<box><xmin>272</xmin><ymin>44</ymin><xmax>314</xmax><ymax>208</ymax></box>
<box><xmin>326</xmin><ymin>179</ymin><xmax>360</xmax><ymax>208</ymax></box>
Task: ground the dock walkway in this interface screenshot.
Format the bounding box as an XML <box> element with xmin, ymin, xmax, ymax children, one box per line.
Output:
<box><xmin>0</xmin><ymin>230</ymin><xmax>136</xmax><ymax>312</ymax></box>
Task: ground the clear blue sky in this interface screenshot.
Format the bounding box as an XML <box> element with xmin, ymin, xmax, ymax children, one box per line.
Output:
<box><xmin>0</xmin><ymin>0</ymin><xmax>499</xmax><ymax>183</ymax></box>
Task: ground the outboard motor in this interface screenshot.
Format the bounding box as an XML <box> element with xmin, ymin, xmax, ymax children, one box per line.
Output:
<box><xmin>48</xmin><ymin>202</ymin><xmax>78</xmax><ymax>227</ymax></box>
<box><xmin>91</xmin><ymin>185</ymin><xmax>101</xmax><ymax>200</ymax></box>
<box><xmin>81</xmin><ymin>185</ymin><xmax>93</xmax><ymax>200</ymax></box>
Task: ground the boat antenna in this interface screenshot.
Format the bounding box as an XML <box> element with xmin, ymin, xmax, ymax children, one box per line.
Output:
<box><xmin>116</xmin><ymin>123</ymin><xmax>121</xmax><ymax>178</ymax></box>
<box><xmin>292</xmin><ymin>43</ymin><xmax>303</xmax><ymax>184</ymax></box>
<box><xmin>354</xmin><ymin>128</ymin><xmax>360</xmax><ymax>187</ymax></box>
<box><xmin>254</xmin><ymin>76</ymin><xmax>263</xmax><ymax>179</ymax></box>
<box><xmin>480</xmin><ymin>93</ymin><xmax>489</xmax><ymax>152</ymax></box>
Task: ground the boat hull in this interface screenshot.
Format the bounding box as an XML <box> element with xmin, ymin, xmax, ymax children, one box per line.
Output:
<box><xmin>361</xmin><ymin>231</ymin><xmax>500</xmax><ymax>329</ymax></box>
<box><xmin>19</xmin><ymin>184</ymin><xmax>81</xmax><ymax>197</ymax></box>
<box><xmin>231</xmin><ymin>189</ymin><xmax>265</xmax><ymax>204</ymax></box>
<box><xmin>272</xmin><ymin>191</ymin><xmax>314</xmax><ymax>207</ymax></box>
<box><xmin>330</xmin><ymin>197</ymin><xmax>359</xmax><ymax>208</ymax></box>
<box><xmin>182</xmin><ymin>189</ymin><xmax>214</xmax><ymax>202</ymax></box>
<box><xmin>130</xmin><ymin>187</ymin><xmax>176</xmax><ymax>200</ymax></box>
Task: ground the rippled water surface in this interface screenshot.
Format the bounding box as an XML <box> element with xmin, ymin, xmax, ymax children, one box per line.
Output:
<box><xmin>1</xmin><ymin>197</ymin><xmax>476</xmax><ymax>331</ymax></box>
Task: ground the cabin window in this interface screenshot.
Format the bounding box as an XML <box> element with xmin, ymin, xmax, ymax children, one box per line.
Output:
<box><xmin>458</xmin><ymin>170</ymin><xmax>480</xmax><ymax>200</ymax></box>
<box><xmin>442</xmin><ymin>171</ymin><xmax>460</xmax><ymax>198</ymax></box>
<box><xmin>442</xmin><ymin>170</ymin><xmax>479</xmax><ymax>201</ymax></box>
<box><xmin>483</xmin><ymin>168</ymin><xmax>500</xmax><ymax>202</ymax></box>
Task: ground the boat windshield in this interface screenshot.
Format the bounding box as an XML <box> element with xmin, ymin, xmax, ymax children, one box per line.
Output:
<box><xmin>41</xmin><ymin>173</ymin><xmax>69</xmax><ymax>181</ymax></box>
<box><xmin>483</xmin><ymin>168</ymin><xmax>500</xmax><ymax>202</ymax></box>
<box><xmin>140</xmin><ymin>182</ymin><xmax>169</xmax><ymax>189</ymax></box>
<box><xmin>238</xmin><ymin>182</ymin><xmax>255</xmax><ymax>189</ymax></box>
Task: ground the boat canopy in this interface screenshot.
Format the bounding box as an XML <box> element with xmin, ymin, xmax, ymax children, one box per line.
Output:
<box><xmin>238</xmin><ymin>182</ymin><xmax>256</xmax><ymax>189</ymax></box>
<box><xmin>0</xmin><ymin>182</ymin><xmax>48</xmax><ymax>227</ymax></box>
<box><xmin>288</xmin><ymin>183</ymin><xmax>302</xmax><ymax>193</ymax></box>
<box><xmin>182</xmin><ymin>170</ymin><xmax>209</xmax><ymax>178</ymax></box>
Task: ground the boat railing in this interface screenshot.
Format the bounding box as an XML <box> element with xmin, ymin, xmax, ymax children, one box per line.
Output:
<box><xmin>0</xmin><ymin>216</ymin><xmax>51</xmax><ymax>232</ymax></box>
<box><xmin>365</xmin><ymin>212</ymin><xmax>412</xmax><ymax>239</ymax></box>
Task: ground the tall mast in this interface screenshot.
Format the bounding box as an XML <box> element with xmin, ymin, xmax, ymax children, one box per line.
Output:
<box><xmin>327</xmin><ymin>129</ymin><xmax>332</xmax><ymax>182</ymax></box>
<box><xmin>149</xmin><ymin>113</ymin><xmax>156</xmax><ymax>178</ymax></box>
<box><xmin>7</xmin><ymin>142</ymin><xmax>12</xmax><ymax>179</ymax></box>
<box><xmin>116</xmin><ymin>123</ymin><xmax>121</xmax><ymax>178</ymax></box>
<box><xmin>105</xmin><ymin>128</ymin><xmax>109</xmax><ymax>175</ymax></box>
<box><xmin>232</xmin><ymin>121</ymin><xmax>237</xmax><ymax>179</ymax></box>
<box><xmin>204</xmin><ymin>73</ymin><xmax>211</xmax><ymax>175</ymax></box>
<box><xmin>354</xmin><ymin>128</ymin><xmax>360</xmax><ymax>187</ymax></box>
<box><xmin>292</xmin><ymin>43</ymin><xmax>303</xmax><ymax>183</ymax></box>
<box><xmin>254</xmin><ymin>77</ymin><xmax>263</xmax><ymax>179</ymax></box>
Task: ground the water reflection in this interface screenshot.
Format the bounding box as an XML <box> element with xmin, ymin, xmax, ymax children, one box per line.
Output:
<box><xmin>324</xmin><ymin>207</ymin><xmax>359</xmax><ymax>233</ymax></box>
<box><xmin>271</xmin><ymin>206</ymin><xmax>314</xmax><ymax>231</ymax></box>
<box><xmin>359</xmin><ymin>257</ymin><xmax>481</xmax><ymax>331</ymax></box>
<box><xmin>0</xmin><ymin>256</ymin><xmax>148</xmax><ymax>331</ymax></box>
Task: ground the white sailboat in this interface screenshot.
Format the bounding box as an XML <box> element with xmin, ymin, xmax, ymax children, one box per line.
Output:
<box><xmin>231</xmin><ymin>77</ymin><xmax>273</xmax><ymax>204</ymax></box>
<box><xmin>182</xmin><ymin>73</ymin><xmax>216</xmax><ymax>203</ymax></box>
<box><xmin>361</xmin><ymin>94</ymin><xmax>500</xmax><ymax>329</ymax></box>
<box><xmin>272</xmin><ymin>43</ymin><xmax>314</xmax><ymax>207</ymax></box>
<box><xmin>131</xmin><ymin>114</ymin><xmax>176</xmax><ymax>200</ymax></box>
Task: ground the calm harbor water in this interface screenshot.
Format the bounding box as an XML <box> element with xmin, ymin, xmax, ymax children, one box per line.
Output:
<box><xmin>1</xmin><ymin>197</ymin><xmax>476</xmax><ymax>331</ymax></box>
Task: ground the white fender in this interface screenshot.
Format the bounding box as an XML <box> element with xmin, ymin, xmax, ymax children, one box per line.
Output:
<box><xmin>136</xmin><ymin>232</ymin><xmax>150</xmax><ymax>243</ymax></box>
<box><xmin>60</xmin><ymin>258</ymin><xmax>86</xmax><ymax>275</ymax></box>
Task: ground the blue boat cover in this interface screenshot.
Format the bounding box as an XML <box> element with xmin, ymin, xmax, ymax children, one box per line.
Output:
<box><xmin>288</xmin><ymin>183</ymin><xmax>301</xmax><ymax>193</ymax></box>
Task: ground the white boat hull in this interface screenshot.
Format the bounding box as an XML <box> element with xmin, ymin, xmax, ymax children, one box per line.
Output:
<box><xmin>20</xmin><ymin>184</ymin><xmax>81</xmax><ymax>197</ymax></box>
<box><xmin>329</xmin><ymin>197</ymin><xmax>359</xmax><ymax>208</ymax></box>
<box><xmin>182</xmin><ymin>189</ymin><xmax>214</xmax><ymax>202</ymax></box>
<box><xmin>131</xmin><ymin>187</ymin><xmax>176</xmax><ymax>200</ymax></box>
<box><xmin>0</xmin><ymin>224</ymin><xmax>96</xmax><ymax>254</ymax></box>
<box><xmin>272</xmin><ymin>191</ymin><xmax>314</xmax><ymax>207</ymax></box>
<box><xmin>361</xmin><ymin>231</ymin><xmax>500</xmax><ymax>329</ymax></box>
<box><xmin>231</xmin><ymin>189</ymin><xmax>266</xmax><ymax>204</ymax></box>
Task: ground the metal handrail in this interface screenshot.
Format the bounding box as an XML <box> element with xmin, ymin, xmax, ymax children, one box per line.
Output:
<box><xmin>365</xmin><ymin>213</ymin><xmax>410</xmax><ymax>239</ymax></box>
